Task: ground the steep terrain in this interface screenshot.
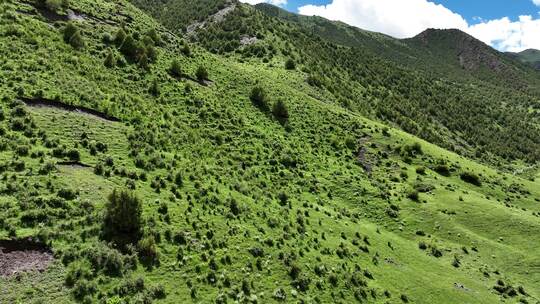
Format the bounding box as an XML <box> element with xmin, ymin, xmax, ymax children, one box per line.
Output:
<box><xmin>1</xmin><ymin>0</ymin><xmax>540</xmax><ymax>304</ymax></box>
<box><xmin>132</xmin><ymin>1</ymin><xmax>540</xmax><ymax>167</ymax></box>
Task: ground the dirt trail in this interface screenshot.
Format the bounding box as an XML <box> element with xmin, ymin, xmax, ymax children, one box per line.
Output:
<box><xmin>21</xmin><ymin>97</ymin><xmax>120</xmax><ymax>122</ymax></box>
<box><xmin>0</xmin><ymin>239</ymin><xmax>53</xmax><ymax>278</ymax></box>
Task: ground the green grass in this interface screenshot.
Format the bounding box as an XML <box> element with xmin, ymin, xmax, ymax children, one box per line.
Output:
<box><xmin>0</xmin><ymin>0</ymin><xmax>539</xmax><ymax>303</ymax></box>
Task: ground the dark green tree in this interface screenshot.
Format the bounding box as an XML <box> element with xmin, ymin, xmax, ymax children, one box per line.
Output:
<box><xmin>103</xmin><ymin>189</ymin><xmax>142</xmax><ymax>244</ymax></box>
<box><xmin>285</xmin><ymin>58</ymin><xmax>296</xmax><ymax>70</ymax></box>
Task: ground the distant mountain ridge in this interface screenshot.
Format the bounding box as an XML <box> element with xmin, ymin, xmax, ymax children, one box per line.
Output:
<box><xmin>508</xmin><ymin>49</ymin><xmax>540</xmax><ymax>70</ymax></box>
<box><xmin>255</xmin><ymin>3</ymin><xmax>539</xmax><ymax>90</ymax></box>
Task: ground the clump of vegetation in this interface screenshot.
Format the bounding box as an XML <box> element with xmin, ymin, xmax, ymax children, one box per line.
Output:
<box><xmin>272</xmin><ymin>100</ymin><xmax>289</xmax><ymax>124</ymax></box>
<box><xmin>407</xmin><ymin>189</ymin><xmax>419</xmax><ymax>201</ymax></box>
<box><xmin>460</xmin><ymin>171</ymin><xmax>482</xmax><ymax>186</ymax></box>
<box><xmin>169</xmin><ymin>59</ymin><xmax>182</xmax><ymax>78</ymax></box>
<box><xmin>250</xmin><ymin>86</ymin><xmax>268</xmax><ymax>110</ymax></box>
<box><xmin>195</xmin><ymin>65</ymin><xmax>209</xmax><ymax>82</ymax></box>
<box><xmin>103</xmin><ymin>189</ymin><xmax>143</xmax><ymax>245</ymax></box>
<box><xmin>285</xmin><ymin>58</ymin><xmax>295</xmax><ymax>70</ymax></box>
<box><xmin>63</xmin><ymin>22</ymin><xmax>85</xmax><ymax>49</ymax></box>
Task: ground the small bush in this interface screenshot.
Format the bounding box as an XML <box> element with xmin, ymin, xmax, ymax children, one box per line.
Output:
<box><xmin>70</xmin><ymin>30</ymin><xmax>85</xmax><ymax>49</ymax></box>
<box><xmin>114</xmin><ymin>28</ymin><xmax>127</xmax><ymax>46</ymax></box>
<box><xmin>434</xmin><ymin>164</ymin><xmax>451</xmax><ymax>176</ymax></box>
<box><xmin>104</xmin><ymin>49</ymin><xmax>116</xmax><ymax>68</ymax></box>
<box><xmin>195</xmin><ymin>66</ymin><xmax>208</xmax><ymax>82</ymax></box>
<box><xmin>138</xmin><ymin>235</ymin><xmax>159</xmax><ymax>264</ymax></box>
<box><xmin>285</xmin><ymin>59</ymin><xmax>295</xmax><ymax>70</ymax></box>
<box><xmin>149</xmin><ymin>79</ymin><xmax>160</xmax><ymax>96</ymax></box>
<box><xmin>250</xmin><ymin>86</ymin><xmax>267</xmax><ymax>110</ymax></box>
<box><xmin>58</xmin><ymin>188</ymin><xmax>77</xmax><ymax>200</ymax></box>
<box><xmin>67</xmin><ymin>149</ymin><xmax>80</xmax><ymax>161</ymax></box>
<box><xmin>460</xmin><ymin>171</ymin><xmax>481</xmax><ymax>186</ymax></box>
<box><xmin>169</xmin><ymin>59</ymin><xmax>182</xmax><ymax>78</ymax></box>
<box><xmin>72</xmin><ymin>279</ymin><xmax>97</xmax><ymax>300</ymax></box>
<box><xmin>407</xmin><ymin>190</ymin><xmax>419</xmax><ymax>201</ymax></box>
<box><xmin>63</xmin><ymin>22</ymin><xmax>78</xmax><ymax>42</ymax></box>
<box><xmin>272</xmin><ymin>100</ymin><xmax>289</xmax><ymax>124</ymax></box>
<box><xmin>63</xmin><ymin>23</ymin><xmax>85</xmax><ymax>49</ymax></box>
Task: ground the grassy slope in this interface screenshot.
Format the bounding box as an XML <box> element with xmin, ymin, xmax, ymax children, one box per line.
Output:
<box><xmin>0</xmin><ymin>0</ymin><xmax>539</xmax><ymax>303</ymax></box>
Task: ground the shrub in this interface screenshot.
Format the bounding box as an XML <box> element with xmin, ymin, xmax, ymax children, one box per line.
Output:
<box><xmin>181</xmin><ymin>43</ymin><xmax>191</xmax><ymax>56</ymax></box>
<box><xmin>460</xmin><ymin>171</ymin><xmax>481</xmax><ymax>186</ymax></box>
<box><xmin>63</xmin><ymin>22</ymin><xmax>78</xmax><ymax>42</ymax></box>
<box><xmin>149</xmin><ymin>79</ymin><xmax>160</xmax><ymax>96</ymax></box>
<box><xmin>403</xmin><ymin>142</ymin><xmax>423</xmax><ymax>157</ymax></box>
<box><xmin>250</xmin><ymin>86</ymin><xmax>267</xmax><ymax>110</ymax></box>
<box><xmin>67</xmin><ymin>149</ymin><xmax>80</xmax><ymax>161</ymax></box>
<box><xmin>16</xmin><ymin>145</ymin><xmax>29</xmax><ymax>156</ymax></box>
<box><xmin>169</xmin><ymin>59</ymin><xmax>182</xmax><ymax>78</ymax></box>
<box><xmin>434</xmin><ymin>164</ymin><xmax>451</xmax><ymax>176</ymax></box>
<box><xmin>138</xmin><ymin>235</ymin><xmax>159</xmax><ymax>264</ymax></box>
<box><xmin>272</xmin><ymin>100</ymin><xmax>289</xmax><ymax>124</ymax></box>
<box><xmin>174</xmin><ymin>172</ymin><xmax>183</xmax><ymax>187</ymax></box>
<box><xmin>103</xmin><ymin>189</ymin><xmax>142</xmax><ymax>244</ymax></box>
<box><xmin>69</xmin><ymin>30</ymin><xmax>85</xmax><ymax>49</ymax></box>
<box><xmin>114</xmin><ymin>28</ymin><xmax>127</xmax><ymax>46</ymax></box>
<box><xmin>120</xmin><ymin>35</ymin><xmax>140</xmax><ymax>60</ymax></box>
<box><xmin>104</xmin><ymin>49</ymin><xmax>116</xmax><ymax>68</ymax></box>
<box><xmin>58</xmin><ymin>188</ymin><xmax>76</xmax><ymax>200</ymax></box>
<box><xmin>285</xmin><ymin>59</ymin><xmax>295</xmax><ymax>70</ymax></box>
<box><xmin>407</xmin><ymin>190</ymin><xmax>419</xmax><ymax>201</ymax></box>
<box><xmin>195</xmin><ymin>66</ymin><xmax>208</xmax><ymax>82</ymax></box>
<box><xmin>65</xmin><ymin>261</ymin><xmax>93</xmax><ymax>287</ymax></box>
<box><xmin>72</xmin><ymin>279</ymin><xmax>97</xmax><ymax>300</ymax></box>
<box><xmin>149</xmin><ymin>284</ymin><xmax>166</xmax><ymax>299</ymax></box>
<box><xmin>84</xmin><ymin>243</ymin><xmax>127</xmax><ymax>276</ymax></box>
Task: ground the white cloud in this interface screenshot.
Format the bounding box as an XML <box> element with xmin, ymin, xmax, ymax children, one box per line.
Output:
<box><xmin>240</xmin><ymin>0</ymin><xmax>287</xmax><ymax>6</ymax></box>
<box><xmin>298</xmin><ymin>0</ymin><xmax>540</xmax><ymax>52</ymax></box>
<box><xmin>299</xmin><ymin>0</ymin><xmax>468</xmax><ymax>39</ymax></box>
<box><xmin>533</xmin><ymin>0</ymin><xmax>540</xmax><ymax>6</ymax></box>
<box><xmin>468</xmin><ymin>16</ymin><xmax>540</xmax><ymax>52</ymax></box>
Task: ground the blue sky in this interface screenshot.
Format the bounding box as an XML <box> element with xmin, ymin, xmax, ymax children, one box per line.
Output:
<box><xmin>281</xmin><ymin>0</ymin><xmax>540</xmax><ymax>24</ymax></box>
<box><xmin>242</xmin><ymin>0</ymin><xmax>540</xmax><ymax>51</ymax></box>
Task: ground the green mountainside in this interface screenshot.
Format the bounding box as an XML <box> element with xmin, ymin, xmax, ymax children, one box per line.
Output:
<box><xmin>0</xmin><ymin>0</ymin><xmax>540</xmax><ymax>304</ymax></box>
<box><xmin>133</xmin><ymin>1</ymin><xmax>540</xmax><ymax>166</ymax></box>
<box><xmin>509</xmin><ymin>49</ymin><xmax>540</xmax><ymax>70</ymax></box>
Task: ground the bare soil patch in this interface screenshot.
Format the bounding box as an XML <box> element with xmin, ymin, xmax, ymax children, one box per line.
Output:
<box><xmin>21</xmin><ymin>97</ymin><xmax>120</xmax><ymax>122</ymax></box>
<box><xmin>0</xmin><ymin>238</ymin><xmax>53</xmax><ymax>278</ymax></box>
